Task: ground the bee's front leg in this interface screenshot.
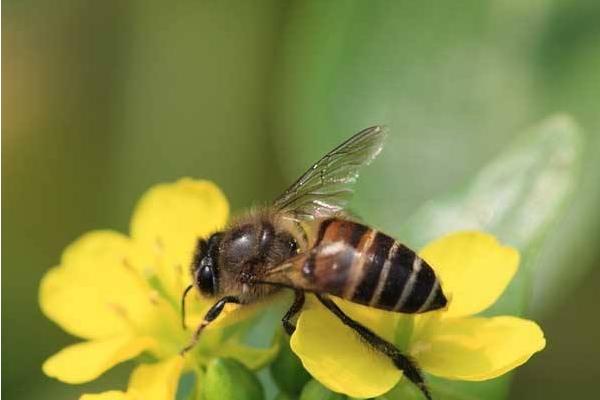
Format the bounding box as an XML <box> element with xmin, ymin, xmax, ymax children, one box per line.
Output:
<box><xmin>180</xmin><ymin>295</ymin><xmax>240</xmax><ymax>355</ymax></box>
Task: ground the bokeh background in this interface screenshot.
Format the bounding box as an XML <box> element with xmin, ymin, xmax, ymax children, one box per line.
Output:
<box><xmin>3</xmin><ymin>1</ymin><xmax>600</xmax><ymax>399</ymax></box>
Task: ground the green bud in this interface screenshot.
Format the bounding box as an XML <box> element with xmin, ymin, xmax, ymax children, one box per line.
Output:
<box><xmin>300</xmin><ymin>380</ymin><xmax>346</xmax><ymax>400</ymax></box>
<box><xmin>201</xmin><ymin>358</ymin><xmax>264</xmax><ymax>400</ymax></box>
<box><xmin>270</xmin><ymin>335</ymin><xmax>311</xmax><ymax>395</ymax></box>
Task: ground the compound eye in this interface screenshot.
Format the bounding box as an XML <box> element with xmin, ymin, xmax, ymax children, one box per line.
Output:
<box><xmin>197</xmin><ymin>265</ymin><xmax>215</xmax><ymax>296</ymax></box>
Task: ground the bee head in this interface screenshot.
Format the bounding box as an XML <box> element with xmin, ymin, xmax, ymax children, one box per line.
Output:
<box><xmin>191</xmin><ymin>232</ymin><xmax>223</xmax><ymax>297</ymax></box>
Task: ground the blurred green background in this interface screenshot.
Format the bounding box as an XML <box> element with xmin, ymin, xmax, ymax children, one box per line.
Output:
<box><xmin>3</xmin><ymin>0</ymin><xmax>600</xmax><ymax>399</ymax></box>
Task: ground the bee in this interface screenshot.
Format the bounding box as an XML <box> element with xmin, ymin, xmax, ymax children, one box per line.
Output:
<box><xmin>181</xmin><ymin>126</ymin><xmax>447</xmax><ymax>399</ymax></box>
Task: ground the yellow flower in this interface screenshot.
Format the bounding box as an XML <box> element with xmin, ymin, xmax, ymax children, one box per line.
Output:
<box><xmin>40</xmin><ymin>177</ymin><xmax>545</xmax><ymax>399</ymax></box>
<box><xmin>290</xmin><ymin>232</ymin><xmax>546</xmax><ymax>398</ymax></box>
<box><xmin>39</xmin><ymin>179</ymin><xmax>277</xmax><ymax>400</ymax></box>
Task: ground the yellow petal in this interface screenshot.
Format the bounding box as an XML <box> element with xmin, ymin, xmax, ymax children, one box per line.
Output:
<box><xmin>43</xmin><ymin>336</ymin><xmax>155</xmax><ymax>384</ymax></box>
<box><xmin>412</xmin><ymin>315</ymin><xmax>545</xmax><ymax>380</ymax></box>
<box><xmin>80</xmin><ymin>391</ymin><xmax>133</xmax><ymax>400</ymax></box>
<box><xmin>130</xmin><ymin>179</ymin><xmax>229</xmax><ymax>299</ymax></box>
<box><xmin>40</xmin><ymin>231</ymin><xmax>155</xmax><ymax>339</ymax></box>
<box><xmin>127</xmin><ymin>356</ymin><xmax>185</xmax><ymax>400</ymax></box>
<box><xmin>419</xmin><ymin>231</ymin><xmax>519</xmax><ymax>318</ymax></box>
<box><xmin>290</xmin><ymin>295</ymin><xmax>401</xmax><ymax>398</ymax></box>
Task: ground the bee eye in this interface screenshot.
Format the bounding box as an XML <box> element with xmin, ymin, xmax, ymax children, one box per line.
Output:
<box><xmin>197</xmin><ymin>265</ymin><xmax>216</xmax><ymax>296</ymax></box>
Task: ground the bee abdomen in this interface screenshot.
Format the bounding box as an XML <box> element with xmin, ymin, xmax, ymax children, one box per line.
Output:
<box><xmin>367</xmin><ymin>242</ymin><xmax>446</xmax><ymax>313</ymax></box>
<box><xmin>311</xmin><ymin>219</ymin><xmax>447</xmax><ymax>314</ymax></box>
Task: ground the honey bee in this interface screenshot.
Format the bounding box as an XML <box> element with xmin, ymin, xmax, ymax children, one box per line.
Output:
<box><xmin>181</xmin><ymin>126</ymin><xmax>447</xmax><ymax>399</ymax></box>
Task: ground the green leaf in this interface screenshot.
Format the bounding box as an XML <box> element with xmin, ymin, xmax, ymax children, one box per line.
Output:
<box><xmin>270</xmin><ymin>332</ymin><xmax>312</xmax><ymax>396</ymax></box>
<box><xmin>401</xmin><ymin>115</ymin><xmax>582</xmax><ymax>251</ymax></box>
<box><xmin>274</xmin><ymin>392</ymin><xmax>295</xmax><ymax>400</ymax></box>
<box><xmin>401</xmin><ymin>115</ymin><xmax>583</xmax><ymax>315</ymax></box>
<box><xmin>300</xmin><ymin>380</ymin><xmax>346</xmax><ymax>400</ymax></box>
<box><xmin>201</xmin><ymin>358</ymin><xmax>264</xmax><ymax>400</ymax></box>
<box><xmin>209</xmin><ymin>301</ymin><xmax>283</xmax><ymax>371</ymax></box>
<box><xmin>211</xmin><ymin>340</ymin><xmax>280</xmax><ymax>372</ymax></box>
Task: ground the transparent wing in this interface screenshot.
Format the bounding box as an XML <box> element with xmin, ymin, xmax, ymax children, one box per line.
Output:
<box><xmin>273</xmin><ymin>125</ymin><xmax>387</xmax><ymax>220</ymax></box>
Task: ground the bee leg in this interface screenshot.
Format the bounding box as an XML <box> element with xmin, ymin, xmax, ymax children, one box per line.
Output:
<box><xmin>282</xmin><ymin>290</ymin><xmax>305</xmax><ymax>335</ymax></box>
<box><xmin>315</xmin><ymin>294</ymin><xmax>432</xmax><ymax>400</ymax></box>
<box><xmin>180</xmin><ymin>295</ymin><xmax>240</xmax><ymax>355</ymax></box>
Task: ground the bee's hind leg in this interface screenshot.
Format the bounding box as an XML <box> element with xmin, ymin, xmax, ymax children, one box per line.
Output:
<box><xmin>315</xmin><ymin>294</ymin><xmax>432</xmax><ymax>400</ymax></box>
<box><xmin>282</xmin><ymin>290</ymin><xmax>305</xmax><ymax>335</ymax></box>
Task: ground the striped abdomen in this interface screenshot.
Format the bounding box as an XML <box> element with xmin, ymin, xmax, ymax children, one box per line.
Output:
<box><xmin>302</xmin><ymin>218</ymin><xmax>447</xmax><ymax>313</ymax></box>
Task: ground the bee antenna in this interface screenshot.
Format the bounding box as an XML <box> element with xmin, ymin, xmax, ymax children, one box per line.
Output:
<box><xmin>181</xmin><ymin>284</ymin><xmax>194</xmax><ymax>330</ymax></box>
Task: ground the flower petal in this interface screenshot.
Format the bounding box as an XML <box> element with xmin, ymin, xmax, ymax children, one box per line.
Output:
<box><xmin>412</xmin><ymin>315</ymin><xmax>545</xmax><ymax>380</ymax></box>
<box><xmin>127</xmin><ymin>356</ymin><xmax>185</xmax><ymax>400</ymax></box>
<box><xmin>290</xmin><ymin>296</ymin><xmax>401</xmax><ymax>398</ymax></box>
<box><xmin>80</xmin><ymin>391</ymin><xmax>133</xmax><ymax>400</ymax></box>
<box><xmin>130</xmin><ymin>179</ymin><xmax>229</xmax><ymax>299</ymax></box>
<box><xmin>419</xmin><ymin>231</ymin><xmax>519</xmax><ymax>318</ymax></box>
<box><xmin>43</xmin><ymin>336</ymin><xmax>155</xmax><ymax>384</ymax></box>
<box><xmin>40</xmin><ymin>231</ymin><xmax>155</xmax><ymax>339</ymax></box>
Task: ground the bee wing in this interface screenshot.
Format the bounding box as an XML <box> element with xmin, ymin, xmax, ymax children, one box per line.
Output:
<box><xmin>273</xmin><ymin>126</ymin><xmax>387</xmax><ymax>220</ymax></box>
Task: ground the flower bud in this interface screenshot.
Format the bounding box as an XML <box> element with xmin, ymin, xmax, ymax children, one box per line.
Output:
<box><xmin>202</xmin><ymin>358</ymin><xmax>264</xmax><ymax>400</ymax></box>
